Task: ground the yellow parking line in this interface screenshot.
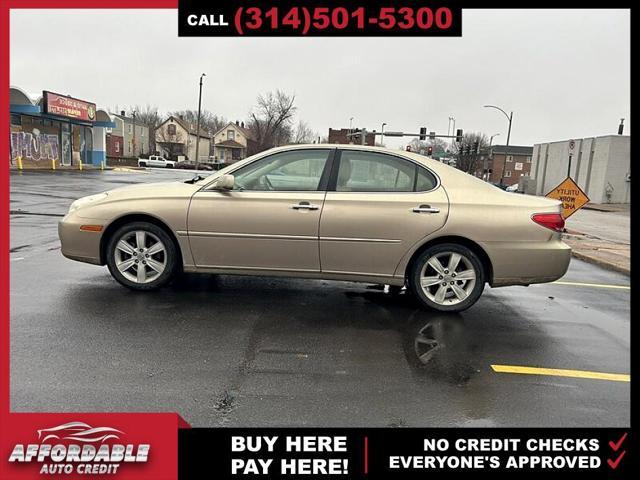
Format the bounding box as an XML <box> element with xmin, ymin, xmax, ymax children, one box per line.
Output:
<box><xmin>552</xmin><ymin>280</ymin><xmax>630</xmax><ymax>290</ymax></box>
<box><xmin>491</xmin><ymin>365</ymin><xmax>630</xmax><ymax>382</ymax></box>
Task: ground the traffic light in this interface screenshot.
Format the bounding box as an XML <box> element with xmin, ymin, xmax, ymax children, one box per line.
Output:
<box><xmin>456</xmin><ymin>129</ymin><xmax>463</xmax><ymax>143</ymax></box>
<box><xmin>427</xmin><ymin>146</ymin><xmax>433</xmax><ymax>156</ymax></box>
<box><xmin>473</xmin><ymin>141</ymin><xmax>479</xmax><ymax>154</ymax></box>
<box><xmin>419</xmin><ymin>127</ymin><xmax>427</xmax><ymax>141</ymax></box>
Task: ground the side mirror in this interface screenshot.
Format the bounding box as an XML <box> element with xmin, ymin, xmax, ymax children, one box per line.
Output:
<box><xmin>211</xmin><ymin>174</ymin><xmax>234</xmax><ymax>190</ymax></box>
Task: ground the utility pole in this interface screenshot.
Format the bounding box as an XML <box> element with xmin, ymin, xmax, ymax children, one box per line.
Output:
<box><xmin>195</xmin><ymin>73</ymin><xmax>206</xmax><ymax>163</ymax></box>
<box><xmin>381</xmin><ymin>123</ymin><xmax>387</xmax><ymax>146</ymax></box>
<box><xmin>349</xmin><ymin>117</ymin><xmax>354</xmax><ymax>143</ymax></box>
<box><xmin>132</xmin><ymin>111</ymin><xmax>136</xmax><ymax>158</ymax></box>
<box><xmin>485</xmin><ymin>133</ymin><xmax>500</xmax><ymax>182</ymax></box>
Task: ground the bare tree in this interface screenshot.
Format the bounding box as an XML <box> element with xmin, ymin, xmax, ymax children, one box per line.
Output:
<box><xmin>247</xmin><ymin>90</ymin><xmax>297</xmax><ymax>153</ymax></box>
<box><xmin>408</xmin><ymin>137</ymin><xmax>449</xmax><ymax>156</ymax></box>
<box><xmin>452</xmin><ymin>132</ymin><xmax>489</xmax><ymax>174</ymax></box>
<box><xmin>128</xmin><ymin>105</ymin><xmax>161</xmax><ymax>154</ymax></box>
<box><xmin>170</xmin><ymin>110</ymin><xmax>227</xmax><ymax>135</ymax></box>
<box><xmin>291</xmin><ymin>120</ymin><xmax>315</xmax><ymax>144</ymax></box>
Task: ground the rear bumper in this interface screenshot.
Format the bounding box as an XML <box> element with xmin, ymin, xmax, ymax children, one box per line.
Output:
<box><xmin>480</xmin><ymin>238</ymin><xmax>571</xmax><ymax>287</ymax></box>
<box><xmin>58</xmin><ymin>214</ymin><xmax>104</xmax><ymax>265</ymax></box>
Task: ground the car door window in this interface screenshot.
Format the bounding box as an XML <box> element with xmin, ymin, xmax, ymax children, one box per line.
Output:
<box><xmin>232</xmin><ymin>149</ymin><xmax>330</xmax><ymax>191</ymax></box>
<box><xmin>336</xmin><ymin>151</ymin><xmax>416</xmax><ymax>192</ymax></box>
<box><xmin>415</xmin><ymin>166</ymin><xmax>438</xmax><ymax>191</ymax></box>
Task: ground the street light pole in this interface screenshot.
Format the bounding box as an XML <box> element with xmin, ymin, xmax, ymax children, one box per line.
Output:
<box><xmin>450</xmin><ymin>117</ymin><xmax>456</xmax><ymax>150</ymax></box>
<box><xmin>381</xmin><ymin>122</ymin><xmax>387</xmax><ymax>146</ymax></box>
<box><xmin>195</xmin><ymin>73</ymin><xmax>206</xmax><ymax>163</ymax></box>
<box><xmin>484</xmin><ymin>105</ymin><xmax>513</xmax><ymax>146</ymax></box>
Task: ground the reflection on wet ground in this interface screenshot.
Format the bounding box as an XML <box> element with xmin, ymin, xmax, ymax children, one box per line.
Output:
<box><xmin>347</xmin><ymin>286</ymin><xmax>477</xmax><ymax>384</ymax></box>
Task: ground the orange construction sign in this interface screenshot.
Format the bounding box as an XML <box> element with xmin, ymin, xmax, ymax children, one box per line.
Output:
<box><xmin>545</xmin><ymin>176</ymin><xmax>590</xmax><ymax>219</ymax></box>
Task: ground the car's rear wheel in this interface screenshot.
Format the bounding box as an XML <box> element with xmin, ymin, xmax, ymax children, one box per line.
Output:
<box><xmin>409</xmin><ymin>243</ymin><xmax>485</xmax><ymax>312</ymax></box>
<box><xmin>106</xmin><ymin>222</ymin><xmax>178</xmax><ymax>290</ymax></box>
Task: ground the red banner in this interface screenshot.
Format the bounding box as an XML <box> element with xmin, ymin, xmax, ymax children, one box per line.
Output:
<box><xmin>0</xmin><ymin>412</ymin><xmax>189</xmax><ymax>480</ymax></box>
<box><xmin>43</xmin><ymin>91</ymin><xmax>97</xmax><ymax>122</ymax></box>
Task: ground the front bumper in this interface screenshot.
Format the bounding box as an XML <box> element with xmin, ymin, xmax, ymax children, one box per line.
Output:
<box><xmin>480</xmin><ymin>238</ymin><xmax>572</xmax><ymax>287</ymax></box>
<box><xmin>58</xmin><ymin>213</ymin><xmax>104</xmax><ymax>265</ymax></box>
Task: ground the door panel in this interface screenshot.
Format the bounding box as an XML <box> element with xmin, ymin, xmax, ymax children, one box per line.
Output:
<box><xmin>319</xmin><ymin>189</ymin><xmax>449</xmax><ymax>276</ymax></box>
<box><xmin>188</xmin><ymin>191</ymin><xmax>325</xmax><ymax>271</ymax></box>
<box><xmin>320</xmin><ymin>149</ymin><xmax>449</xmax><ymax>277</ymax></box>
<box><xmin>188</xmin><ymin>148</ymin><xmax>334</xmax><ymax>272</ymax></box>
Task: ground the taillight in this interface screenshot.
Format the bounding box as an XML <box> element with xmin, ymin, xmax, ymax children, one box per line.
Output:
<box><xmin>531</xmin><ymin>213</ymin><xmax>565</xmax><ymax>232</ymax></box>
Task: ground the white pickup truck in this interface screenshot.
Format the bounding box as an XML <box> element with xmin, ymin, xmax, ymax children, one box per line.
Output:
<box><xmin>138</xmin><ymin>155</ymin><xmax>176</xmax><ymax>168</ymax></box>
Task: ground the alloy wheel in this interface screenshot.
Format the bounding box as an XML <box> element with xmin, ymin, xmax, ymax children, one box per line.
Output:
<box><xmin>113</xmin><ymin>230</ymin><xmax>167</xmax><ymax>284</ymax></box>
<box><xmin>419</xmin><ymin>251</ymin><xmax>477</xmax><ymax>306</ymax></box>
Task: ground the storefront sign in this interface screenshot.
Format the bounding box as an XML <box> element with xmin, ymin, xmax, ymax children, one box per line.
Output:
<box><xmin>43</xmin><ymin>91</ymin><xmax>96</xmax><ymax>122</ymax></box>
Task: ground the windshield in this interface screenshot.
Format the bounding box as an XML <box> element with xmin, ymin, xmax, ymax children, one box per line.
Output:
<box><xmin>193</xmin><ymin>148</ymin><xmax>310</xmax><ymax>187</ymax></box>
<box><xmin>191</xmin><ymin>153</ymin><xmax>260</xmax><ymax>186</ymax></box>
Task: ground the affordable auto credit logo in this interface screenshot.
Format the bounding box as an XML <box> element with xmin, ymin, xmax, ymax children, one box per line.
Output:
<box><xmin>8</xmin><ymin>421</ymin><xmax>150</xmax><ymax>475</ymax></box>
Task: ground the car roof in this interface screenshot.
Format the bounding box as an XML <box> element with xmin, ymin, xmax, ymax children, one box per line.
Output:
<box><xmin>268</xmin><ymin>143</ymin><xmax>440</xmax><ymax>169</ymax></box>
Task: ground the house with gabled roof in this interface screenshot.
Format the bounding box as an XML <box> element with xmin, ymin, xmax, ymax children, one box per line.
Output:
<box><xmin>212</xmin><ymin>121</ymin><xmax>256</xmax><ymax>164</ymax></box>
<box><xmin>155</xmin><ymin>115</ymin><xmax>211</xmax><ymax>161</ymax></box>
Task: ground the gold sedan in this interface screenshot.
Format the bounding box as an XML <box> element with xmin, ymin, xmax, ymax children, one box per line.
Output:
<box><xmin>59</xmin><ymin>145</ymin><xmax>571</xmax><ymax>312</ymax></box>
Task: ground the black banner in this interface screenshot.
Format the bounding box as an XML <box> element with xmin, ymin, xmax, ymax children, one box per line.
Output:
<box><xmin>178</xmin><ymin>0</ymin><xmax>462</xmax><ymax>36</ymax></box>
<box><xmin>179</xmin><ymin>428</ymin><xmax>632</xmax><ymax>479</ymax></box>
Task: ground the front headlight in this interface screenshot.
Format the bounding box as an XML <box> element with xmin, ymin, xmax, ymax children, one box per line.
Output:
<box><xmin>68</xmin><ymin>193</ymin><xmax>108</xmax><ymax>213</ymax></box>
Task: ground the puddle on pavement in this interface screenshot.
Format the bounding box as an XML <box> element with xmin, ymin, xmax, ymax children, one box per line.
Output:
<box><xmin>344</xmin><ymin>286</ymin><xmax>481</xmax><ymax>385</ymax></box>
<box><xmin>401</xmin><ymin>310</ymin><xmax>479</xmax><ymax>385</ymax></box>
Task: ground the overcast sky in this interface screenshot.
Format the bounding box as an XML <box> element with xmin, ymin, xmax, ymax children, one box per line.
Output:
<box><xmin>10</xmin><ymin>9</ymin><xmax>630</xmax><ymax>148</ymax></box>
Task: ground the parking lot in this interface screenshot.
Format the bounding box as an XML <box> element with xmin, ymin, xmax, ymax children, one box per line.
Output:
<box><xmin>10</xmin><ymin>169</ymin><xmax>630</xmax><ymax>427</ymax></box>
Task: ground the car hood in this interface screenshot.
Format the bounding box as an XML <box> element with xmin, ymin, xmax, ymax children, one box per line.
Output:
<box><xmin>101</xmin><ymin>181</ymin><xmax>202</xmax><ymax>201</ymax></box>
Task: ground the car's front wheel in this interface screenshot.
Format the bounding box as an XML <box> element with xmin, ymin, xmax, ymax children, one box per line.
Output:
<box><xmin>106</xmin><ymin>222</ymin><xmax>178</xmax><ymax>290</ymax></box>
<box><xmin>409</xmin><ymin>243</ymin><xmax>485</xmax><ymax>312</ymax></box>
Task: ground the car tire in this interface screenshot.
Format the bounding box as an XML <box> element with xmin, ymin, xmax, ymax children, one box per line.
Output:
<box><xmin>409</xmin><ymin>243</ymin><xmax>485</xmax><ymax>312</ymax></box>
<box><xmin>139</xmin><ymin>161</ymin><xmax>147</xmax><ymax>167</ymax></box>
<box><xmin>106</xmin><ymin>221</ymin><xmax>178</xmax><ymax>291</ymax></box>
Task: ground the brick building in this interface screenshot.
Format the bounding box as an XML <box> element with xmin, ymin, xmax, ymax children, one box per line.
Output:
<box><xmin>328</xmin><ymin>128</ymin><xmax>376</xmax><ymax>146</ymax></box>
<box><xmin>474</xmin><ymin>145</ymin><xmax>533</xmax><ymax>186</ymax></box>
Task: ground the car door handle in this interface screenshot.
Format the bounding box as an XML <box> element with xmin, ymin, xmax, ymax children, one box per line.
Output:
<box><xmin>291</xmin><ymin>202</ymin><xmax>319</xmax><ymax>211</ymax></box>
<box><xmin>412</xmin><ymin>204</ymin><xmax>440</xmax><ymax>213</ymax></box>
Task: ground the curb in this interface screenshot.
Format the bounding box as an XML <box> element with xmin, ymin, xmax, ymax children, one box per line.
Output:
<box><xmin>570</xmin><ymin>250</ymin><xmax>630</xmax><ymax>276</ymax></box>
<box><xmin>10</xmin><ymin>167</ymin><xmax>113</xmax><ymax>172</ymax></box>
<box><xmin>582</xmin><ymin>204</ymin><xmax>629</xmax><ymax>213</ymax></box>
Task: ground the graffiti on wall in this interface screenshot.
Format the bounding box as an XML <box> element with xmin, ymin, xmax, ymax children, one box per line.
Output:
<box><xmin>10</xmin><ymin>131</ymin><xmax>60</xmax><ymax>163</ymax></box>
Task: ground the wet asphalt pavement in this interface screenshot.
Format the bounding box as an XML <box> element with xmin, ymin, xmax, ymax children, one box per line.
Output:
<box><xmin>10</xmin><ymin>169</ymin><xmax>630</xmax><ymax>427</ymax></box>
